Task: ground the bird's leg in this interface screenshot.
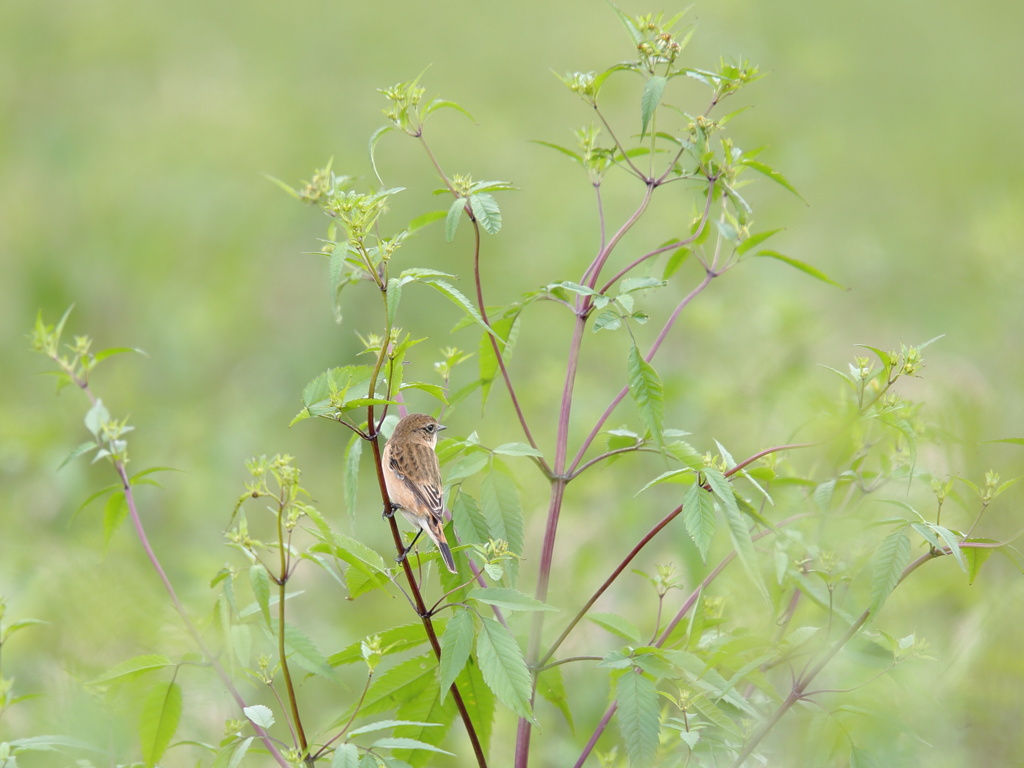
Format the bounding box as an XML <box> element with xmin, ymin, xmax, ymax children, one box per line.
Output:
<box><xmin>383</xmin><ymin>502</ymin><xmax>400</xmax><ymax>520</ymax></box>
<box><xmin>396</xmin><ymin>529</ymin><xmax>424</xmax><ymax>563</ymax></box>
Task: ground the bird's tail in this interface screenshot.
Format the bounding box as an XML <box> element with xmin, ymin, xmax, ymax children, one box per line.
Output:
<box><xmin>426</xmin><ymin>516</ymin><xmax>458</xmax><ymax>574</ymax></box>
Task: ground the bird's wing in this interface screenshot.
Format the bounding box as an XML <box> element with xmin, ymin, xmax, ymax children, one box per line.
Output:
<box><xmin>390</xmin><ymin>444</ymin><xmax>445</xmax><ymax>521</ymax></box>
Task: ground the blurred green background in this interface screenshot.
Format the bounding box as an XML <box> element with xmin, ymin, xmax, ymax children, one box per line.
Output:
<box><xmin>3</xmin><ymin>0</ymin><xmax>1023</xmax><ymax>765</ymax></box>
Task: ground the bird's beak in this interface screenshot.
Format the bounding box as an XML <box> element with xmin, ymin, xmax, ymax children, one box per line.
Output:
<box><xmin>437</xmin><ymin>424</ymin><xmax>448</xmax><ymax>431</ymax></box>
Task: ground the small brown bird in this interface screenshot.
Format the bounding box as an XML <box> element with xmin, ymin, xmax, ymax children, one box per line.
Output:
<box><xmin>382</xmin><ymin>413</ymin><xmax>457</xmax><ymax>573</ymax></box>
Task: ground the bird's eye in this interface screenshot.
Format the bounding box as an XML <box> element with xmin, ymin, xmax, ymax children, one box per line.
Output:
<box><xmin>424</xmin><ymin>424</ymin><xmax>435</xmax><ymax>433</ymax></box>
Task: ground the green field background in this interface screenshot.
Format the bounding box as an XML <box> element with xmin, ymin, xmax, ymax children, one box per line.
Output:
<box><xmin>2</xmin><ymin>0</ymin><xmax>1023</xmax><ymax>764</ymax></box>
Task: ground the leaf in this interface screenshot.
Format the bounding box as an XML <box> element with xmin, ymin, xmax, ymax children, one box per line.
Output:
<box><xmin>641</xmin><ymin>76</ymin><xmax>668</xmax><ymax>138</ymax></box>
<box><xmin>872</xmin><ymin>531</ymin><xmax>911</xmax><ymax>611</ymax></box>
<box><xmin>344</xmin><ymin>432</ymin><xmax>363</xmax><ymax>519</ymax></box>
<box><xmin>103</xmin><ymin>491</ymin><xmax>128</xmax><ymax>547</ymax></box>
<box><xmin>619</xmin><ymin>276</ymin><xmax>666</xmax><ymax>294</ymax></box>
<box><xmin>469</xmin><ymin>193</ymin><xmax>502</xmax><ymax>235</ymax></box>
<box><xmin>264</xmin><ymin>173</ymin><xmax>301</xmax><ymax>200</ymax></box>
<box><xmin>587</xmin><ymin>612</ymin><xmax>643</xmax><ymax>644</ymax></box>
<box><xmin>451</xmin><ymin>491</ymin><xmax>489</xmax><ymax>546</ymax></box>
<box><xmin>931</xmin><ymin>524</ymin><xmax>966</xmax><ymax>573</ymax></box>
<box><xmin>738</xmin><ymin>159</ymin><xmax>806</xmax><ymax>203</ymax></box>
<box><xmin>328</xmin><ymin>623</ymin><xmax>431</xmax><ymax>667</ymax></box>
<box><xmin>445</xmin><ymin>197</ymin><xmax>465</xmax><ymax>242</ymax></box>
<box><xmin>84</xmin><ymin>399</ymin><xmax>110</xmax><ymax>439</ymax></box>
<box><xmin>468</xmin><ymin>588</ymin><xmax>558</xmax><ymax>613</ymax></box>
<box><xmin>422</xmin><ymin>98</ymin><xmax>476</xmax><ymax>122</ymax></box>
<box><xmin>369</xmin><ymin>737</ymin><xmax>454</xmax><ymax>756</ymax></box>
<box><xmin>274</xmin><ymin>621</ymin><xmax>336</xmax><ymax>680</ymax></box>
<box><xmin>348</xmin><ymin>720</ymin><xmax>442</xmax><ymax>737</ymax></box>
<box><xmin>243</xmin><ymin>704</ymin><xmax>274</xmax><ymax>729</ymax></box>
<box><xmin>330</xmin><ymin>743</ymin><xmax>360</xmax><ymax>768</ymax></box>
<box><xmin>480</xmin><ymin>462</ymin><xmax>525</xmax><ymax>565</ymax></box>
<box><xmin>475</xmin><ymin>617</ymin><xmax>535</xmax><ymax>724</ymax></box>
<box><xmin>616</xmin><ymin>671</ymin><xmax>659</xmax><ymax>768</ymax></box>
<box><xmin>753</xmin><ymin>250</ymin><xmax>844</xmax><ymax>288</ymax></box>
<box><xmin>421</xmin><ymin>277</ymin><xmax>501</xmax><ymax>342</ymax></box>
<box><xmin>337</xmin><ymin>653</ymin><xmax>437</xmax><ymax>721</ymax></box>
<box><xmin>683</xmin><ymin>483</ymin><xmax>716</xmax><ymax>561</ymax></box>
<box><xmin>607</xmin><ymin>1</ymin><xmax>644</xmax><ymax>47</ymax></box>
<box><xmin>139</xmin><ymin>681</ymin><xmax>182</xmax><ymax>767</ymax></box>
<box><xmin>536</xmin><ymin>664</ymin><xmax>574</xmax><ymax>733</ymax></box>
<box><xmin>478</xmin><ymin>311</ymin><xmax>519</xmax><ymax>408</ymax></box>
<box><xmin>249</xmin><ymin>565</ymin><xmax>272</xmax><ymax>626</ymax></box>
<box><xmin>368</xmin><ymin>125</ymin><xmax>395</xmax><ymax>185</ymax></box>
<box><xmin>530</xmin><ymin>140</ymin><xmax>583</xmax><ymax>165</ymax></box>
<box><xmin>711</xmin><ymin>469</ymin><xmax>770</xmax><ymax>605</ymax></box>
<box><xmin>627</xmin><ymin>342</ymin><xmax>664</xmax><ymax>443</ymax></box>
<box><xmin>735</xmin><ymin>228</ymin><xmax>783</xmax><ymax>256</ymax></box>
<box><xmin>407</xmin><ymin>209</ymin><xmax>448</xmax><ymax>233</ymax></box>
<box><xmin>965</xmin><ymin>543</ymin><xmax>993</xmax><ymax>585</ymax></box>
<box><xmin>88</xmin><ymin>655</ymin><xmax>174</xmax><ymax>686</ymax></box>
<box><xmin>438</xmin><ymin>611</ymin><xmax>475</xmax><ymax>703</ymax></box>
<box><xmin>491</xmin><ymin>442</ymin><xmax>544</xmax><ymax>458</ymax></box>
<box><xmin>59</xmin><ymin>440</ymin><xmax>98</xmax><ymax>469</ymax></box>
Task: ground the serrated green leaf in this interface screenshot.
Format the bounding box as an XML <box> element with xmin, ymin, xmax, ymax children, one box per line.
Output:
<box><xmin>683</xmin><ymin>483</ymin><xmax>716</xmax><ymax>561</ymax></box>
<box><xmin>344</xmin><ymin>432</ymin><xmax>363</xmax><ymax>519</ymax></box>
<box><xmin>243</xmin><ymin>704</ymin><xmax>274</xmax><ymax>729</ymax></box>
<box><xmin>587</xmin><ymin>612</ymin><xmax>643</xmax><ymax>644</ymax></box>
<box><xmin>407</xmin><ymin>209</ymin><xmax>448</xmax><ymax>233</ymax></box>
<box><xmin>536</xmin><ymin>664</ymin><xmax>574</xmax><ymax>733</ymax></box>
<box><xmin>335</xmin><ymin>653</ymin><xmax>438</xmax><ymax>722</ymax></box>
<box><xmin>479</xmin><ymin>312</ymin><xmax>519</xmax><ymax>408</ymax></box>
<box><xmin>736</xmin><ymin>228</ymin><xmax>783</xmax><ymax>256</ymax></box>
<box><xmin>87</xmin><ymin>654</ymin><xmax>174</xmax><ymax>687</ymax></box>
<box><xmin>754</xmin><ymin>250</ymin><xmax>843</xmax><ymax>288</ymax></box>
<box><xmin>592</xmin><ymin>309</ymin><xmax>622</xmax><ymax>332</ymax></box>
<box><xmin>641</xmin><ymin>76</ymin><xmax>668</xmax><ymax>138</ymax></box>
<box><xmin>739</xmin><ymin>158</ymin><xmax>806</xmax><ymax>202</ymax></box>
<box><xmin>468</xmin><ymin>193</ymin><xmax>502</xmax><ymax>235</ymax></box>
<box><xmin>636</xmin><ymin>468</ymin><xmax>694</xmax><ymax>494</ymax></box>
<box><xmin>387</xmin><ymin>276</ymin><xmax>403</xmax><ymax>329</ymax></box>
<box><xmin>264</xmin><ymin>173</ymin><xmax>301</xmax><ymax>200</ymax></box>
<box><xmin>530</xmin><ymin>140</ymin><xmax>583</xmax><ymax>165</ymax></box>
<box><xmin>422</xmin><ymin>98</ymin><xmax>475</xmax><ymax>122</ymax></box>
<box><xmin>713</xmin><ymin>470</ymin><xmax>770</xmax><ymax>605</ymax></box>
<box><xmin>932</xmin><ymin>524</ymin><xmax>966</xmax><ymax>573</ymax></box>
<box><xmin>102</xmin><ymin>491</ymin><xmax>128</xmax><ymax>547</ymax></box>
<box><xmin>274</xmin><ymin>621</ymin><xmax>335</xmax><ymax>680</ymax></box>
<box><xmin>480</xmin><ymin>463</ymin><xmax>525</xmax><ymax>579</ymax></box>
<box><xmin>491</xmin><ymin>442</ymin><xmax>544</xmax><ymax>458</ymax></box>
<box><xmin>965</xmin><ymin>543</ymin><xmax>993</xmax><ymax>585</ymax></box>
<box><xmin>348</xmin><ymin>720</ymin><xmax>442</xmax><ymax>737</ymax></box>
<box><xmin>421</xmin><ymin>278</ymin><xmax>501</xmax><ymax>342</ymax></box>
<box><xmin>476</xmin><ymin>617</ymin><xmax>535</xmax><ymax>724</ymax></box>
<box><xmin>872</xmin><ymin>531</ymin><xmax>911</xmax><ymax>611</ymax></box>
<box><xmin>370</xmin><ymin>737</ymin><xmax>454</xmax><ymax>755</ymax></box>
<box><xmin>627</xmin><ymin>343</ymin><xmax>664</xmax><ymax>444</ymax></box>
<box><xmin>58</xmin><ymin>440</ymin><xmax>98</xmax><ymax>470</ymax></box>
<box><xmin>616</xmin><ymin>671</ymin><xmax>659</xmax><ymax>768</ymax></box>
<box><xmin>139</xmin><ymin>681</ymin><xmax>181</xmax><ymax>767</ymax></box>
<box><xmin>451</xmin><ymin>491</ymin><xmax>489</xmax><ymax>546</ymax></box>
<box><xmin>619</xmin><ymin>276</ymin><xmax>666</xmax><ymax>294</ymax></box>
<box><xmin>249</xmin><ymin>566</ymin><xmax>271</xmax><ymax>626</ymax></box>
<box><xmin>445</xmin><ymin>197</ymin><xmax>465</xmax><ymax>242</ymax></box>
<box><xmin>607</xmin><ymin>1</ymin><xmax>644</xmax><ymax>47</ymax></box>
<box><xmin>328</xmin><ymin>624</ymin><xmax>430</xmax><ymax>667</ymax></box>
<box><xmin>330</xmin><ymin>743</ymin><xmax>360</xmax><ymax>768</ymax></box>
<box><xmin>439</xmin><ymin>611</ymin><xmax>475</xmax><ymax>703</ymax></box>
<box><xmin>468</xmin><ymin>588</ymin><xmax>558</xmax><ymax>613</ymax></box>
<box><xmin>84</xmin><ymin>399</ymin><xmax>109</xmax><ymax>438</ymax></box>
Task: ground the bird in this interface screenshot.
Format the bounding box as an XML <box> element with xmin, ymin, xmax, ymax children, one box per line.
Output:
<box><xmin>381</xmin><ymin>413</ymin><xmax>458</xmax><ymax>573</ymax></box>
